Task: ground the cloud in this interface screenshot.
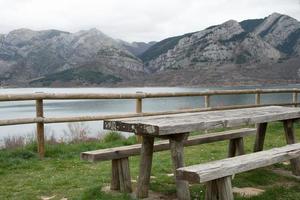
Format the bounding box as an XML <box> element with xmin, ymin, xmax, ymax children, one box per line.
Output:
<box><xmin>0</xmin><ymin>0</ymin><xmax>299</xmax><ymax>42</ymax></box>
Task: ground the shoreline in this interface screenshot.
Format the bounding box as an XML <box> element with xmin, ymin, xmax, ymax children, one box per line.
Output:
<box><xmin>1</xmin><ymin>80</ymin><xmax>300</xmax><ymax>89</ymax></box>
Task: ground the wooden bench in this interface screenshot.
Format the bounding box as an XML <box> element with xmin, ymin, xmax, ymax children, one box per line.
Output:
<box><xmin>81</xmin><ymin>128</ymin><xmax>255</xmax><ymax>193</ymax></box>
<box><xmin>176</xmin><ymin>143</ymin><xmax>300</xmax><ymax>200</ymax></box>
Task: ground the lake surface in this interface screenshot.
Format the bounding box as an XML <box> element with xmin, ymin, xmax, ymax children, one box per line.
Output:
<box><xmin>0</xmin><ymin>84</ymin><xmax>299</xmax><ymax>145</ymax></box>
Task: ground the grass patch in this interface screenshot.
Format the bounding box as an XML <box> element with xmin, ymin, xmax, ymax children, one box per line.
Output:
<box><xmin>1</xmin><ymin>123</ymin><xmax>300</xmax><ymax>199</ymax></box>
<box><xmin>101</xmin><ymin>131</ymin><xmax>126</xmax><ymax>143</ymax></box>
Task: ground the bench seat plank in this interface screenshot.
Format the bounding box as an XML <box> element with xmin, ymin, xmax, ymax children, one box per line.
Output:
<box><xmin>81</xmin><ymin>128</ymin><xmax>255</xmax><ymax>162</ymax></box>
<box><xmin>176</xmin><ymin>143</ymin><xmax>300</xmax><ymax>183</ymax></box>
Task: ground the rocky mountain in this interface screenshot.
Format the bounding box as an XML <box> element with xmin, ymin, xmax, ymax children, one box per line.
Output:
<box><xmin>140</xmin><ymin>13</ymin><xmax>300</xmax><ymax>74</ymax></box>
<box><xmin>0</xmin><ymin>13</ymin><xmax>300</xmax><ymax>87</ymax></box>
<box><xmin>0</xmin><ymin>28</ymin><xmax>143</xmax><ymax>86</ymax></box>
<box><xmin>252</xmin><ymin>13</ymin><xmax>300</xmax><ymax>55</ymax></box>
<box><xmin>119</xmin><ymin>40</ymin><xmax>156</xmax><ymax>56</ymax></box>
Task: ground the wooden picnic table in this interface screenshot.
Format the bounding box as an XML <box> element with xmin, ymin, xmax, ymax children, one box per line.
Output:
<box><xmin>103</xmin><ymin>106</ymin><xmax>300</xmax><ymax>200</ymax></box>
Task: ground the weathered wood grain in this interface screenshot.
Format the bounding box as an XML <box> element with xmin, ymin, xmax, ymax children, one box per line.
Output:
<box><xmin>205</xmin><ymin>180</ymin><xmax>219</xmax><ymax>200</ymax></box>
<box><xmin>176</xmin><ymin>143</ymin><xmax>300</xmax><ymax>183</ymax></box>
<box><xmin>228</xmin><ymin>138</ymin><xmax>245</xmax><ymax>158</ymax></box>
<box><xmin>205</xmin><ymin>176</ymin><xmax>233</xmax><ymax>200</ymax></box>
<box><xmin>36</xmin><ymin>99</ymin><xmax>45</xmax><ymax>158</ymax></box>
<box><xmin>205</xmin><ymin>95</ymin><xmax>210</xmax><ymax>108</ymax></box>
<box><xmin>169</xmin><ymin>133</ymin><xmax>190</xmax><ymax>200</ymax></box>
<box><xmin>283</xmin><ymin>120</ymin><xmax>300</xmax><ymax>176</ymax></box>
<box><xmin>135</xmin><ymin>94</ymin><xmax>143</xmax><ymax>143</ymax></box>
<box><xmin>0</xmin><ymin>104</ymin><xmax>299</xmax><ymax>126</ymax></box>
<box><xmin>110</xmin><ymin>158</ymin><xmax>132</xmax><ymax>192</ymax></box>
<box><xmin>0</xmin><ymin>89</ymin><xmax>299</xmax><ymax>101</ymax></box>
<box><xmin>81</xmin><ymin>128</ymin><xmax>255</xmax><ymax>162</ymax></box>
<box><xmin>228</xmin><ymin>139</ymin><xmax>236</xmax><ymax>158</ymax></box>
<box><xmin>293</xmin><ymin>91</ymin><xmax>298</xmax><ymax>107</ymax></box>
<box><xmin>255</xmin><ymin>92</ymin><xmax>261</xmax><ymax>105</ymax></box>
<box><xmin>253</xmin><ymin>123</ymin><xmax>268</xmax><ymax>152</ymax></box>
<box><xmin>136</xmin><ymin>136</ymin><xmax>154</xmax><ymax>198</ymax></box>
<box><xmin>110</xmin><ymin>159</ymin><xmax>120</xmax><ymax>190</ymax></box>
<box><xmin>235</xmin><ymin>137</ymin><xmax>245</xmax><ymax>156</ymax></box>
<box><xmin>117</xmin><ymin>158</ymin><xmax>132</xmax><ymax>193</ymax></box>
<box><xmin>104</xmin><ymin>106</ymin><xmax>300</xmax><ymax>135</ymax></box>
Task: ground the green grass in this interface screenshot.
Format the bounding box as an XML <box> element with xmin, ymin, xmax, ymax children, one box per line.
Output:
<box><xmin>1</xmin><ymin>123</ymin><xmax>300</xmax><ymax>199</ymax></box>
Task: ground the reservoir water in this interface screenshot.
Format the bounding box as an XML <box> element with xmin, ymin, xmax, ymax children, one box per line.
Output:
<box><xmin>0</xmin><ymin>84</ymin><xmax>299</xmax><ymax>145</ymax></box>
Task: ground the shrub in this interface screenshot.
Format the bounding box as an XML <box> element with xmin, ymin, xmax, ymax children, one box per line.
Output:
<box><xmin>3</xmin><ymin>136</ymin><xmax>25</xmax><ymax>149</ymax></box>
<box><xmin>101</xmin><ymin>131</ymin><xmax>125</xmax><ymax>143</ymax></box>
<box><xmin>63</xmin><ymin>122</ymin><xmax>90</xmax><ymax>143</ymax></box>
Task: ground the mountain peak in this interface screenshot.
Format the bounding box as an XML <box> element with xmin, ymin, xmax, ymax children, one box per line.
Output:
<box><xmin>268</xmin><ymin>12</ymin><xmax>284</xmax><ymax>18</ymax></box>
<box><xmin>239</xmin><ymin>13</ymin><xmax>288</xmax><ymax>34</ymax></box>
<box><xmin>74</xmin><ymin>28</ymin><xmax>110</xmax><ymax>41</ymax></box>
<box><xmin>5</xmin><ymin>28</ymin><xmax>38</xmax><ymax>45</ymax></box>
<box><xmin>8</xmin><ymin>28</ymin><xmax>35</xmax><ymax>35</ymax></box>
<box><xmin>220</xmin><ymin>20</ymin><xmax>242</xmax><ymax>31</ymax></box>
<box><xmin>82</xmin><ymin>28</ymin><xmax>108</xmax><ymax>37</ymax></box>
<box><xmin>223</xmin><ymin>19</ymin><xmax>239</xmax><ymax>25</ymax></box>
<box><xmin>86</xmin><ymin>28</ymin><xmax>103</xmax><ymax>33</ymax></box>
<box><xmin>250</xmin><ymin>12</ymin><xmax>300</xmax><ymax>51</ymax></box>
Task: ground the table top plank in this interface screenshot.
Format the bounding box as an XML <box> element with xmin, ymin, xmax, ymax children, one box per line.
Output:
<box><xmin>103</xmin><ymin>106</ymin><xmax>300</xmax><ymax>136</ymax></box>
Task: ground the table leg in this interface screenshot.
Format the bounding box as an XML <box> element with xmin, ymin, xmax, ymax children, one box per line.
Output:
<box><xmin>253</xmin><ymin>123</ymin><xmax>268</xmax><ymax>152</ymax></box>
<box><xmin>169</xmin><ymin>133</ymin><xmax>191</xmax><ymax>200</ymax></box>
<box><xmin>136</xmin><ymin>136</ymin><xmax>155</xmax><ymax>198</ymax></box>
<box><xmin>283</xmin><ymin>120</ymin><xmax>300</xmax><ymax>176</ymax></box>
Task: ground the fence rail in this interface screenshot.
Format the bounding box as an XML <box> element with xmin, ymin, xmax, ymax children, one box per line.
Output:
<box><xmin>0</xmin><ymin>88</ymin><xmax>300</xmax><ymax>101</ymax></box>
<box><xmin>0</xmin><ymin>88</ymin><xmax>299</xmax><ymax>158</ymax></box>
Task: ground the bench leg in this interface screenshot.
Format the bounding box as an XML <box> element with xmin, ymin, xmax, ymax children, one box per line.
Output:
<box><xmin>111</xmin><ymin>159</ymin><xmax>120</xmax><ymax>190</ymax></box>
<box><xmin>228</xmin><ymin>137</ymin><xmax>245</xmax><ymax>157</ymax></box>
<box><xmin>110</xmin><ymin>158</ymin><xmax>132</xmax><ymax>192</ymax></box>
<box><xmin>117</xmin><ymin>158</ymin><xmax>132</xmax><ymax>193</ymax></box>
<box><xmin>136</xmin><ymin>136</ymin><xmax>155</xmax><ymax>198</ymax></box>
<box><xmin>283</xmin><ymin>120</ymin><xmax>300</xmax><ymax>176</ymax></box>
<box><xmin>205</xmin><ymin>176</ymin><xmax>233</xmax><ymax>200</ymax></box>
<box><xmin>254</xmin><ymin>123</ymin><xmax>268</xmax><ymax>152</ymax></box>
<box><xmin>169</xmin><ymin>133</ymin><xmax>191</xmax><ymax>200</ymax></box>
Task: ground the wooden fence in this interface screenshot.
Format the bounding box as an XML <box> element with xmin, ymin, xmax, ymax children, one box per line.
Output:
<box><xmin>0</xmin><ymin>88</ymin><xmax>299</xmax><ymax>158</ymax></box>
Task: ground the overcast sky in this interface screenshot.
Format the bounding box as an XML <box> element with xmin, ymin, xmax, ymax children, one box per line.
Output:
<box><xmin>1</xmin><ymin>0</ymin><xmax>300</xmax><ymax>42</ymax></box>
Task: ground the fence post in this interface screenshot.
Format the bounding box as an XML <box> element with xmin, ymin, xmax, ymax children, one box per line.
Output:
<box><xmin>293</xmin><ymin>88</ymin><xmax>298</xmax><ymax>107</ymax></box>
<box><xmin>204</xmin><ymin>95</ymin><xmax>210</xmax><ymax>133</ymax></box>
<box><xmin>255</xmin><ymin>90</ymin><xmax>261</xmax><ymax>105</ymax></box>
<box><xmin>204</xmin><ymin>95</ymin><xmax>210</xmax><ymax>108</ymax></box>
<box><xmin>254</xmin><ymin>90</ymin><xmax>261</xmax><ymax>129</ymax></box>
<box><xmin>36</xmin><ymin>97</ymin><xmax>45</xmax><ymax>158</ymax></box>
<box><xmin>136</xmin><ymin>92</ymin><xmax>143</xmax><ymax>143</ymax></box>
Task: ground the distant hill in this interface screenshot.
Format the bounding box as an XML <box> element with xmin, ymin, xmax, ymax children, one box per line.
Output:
<box><xmin>119</xmin><ymin>40</ymin><xmax>156</xmax><ymax>56</ymax></box>
<box><xmin>1</xmin><ymin>13</ymin><xmax>300</xmax><ymax>87</ymax></box>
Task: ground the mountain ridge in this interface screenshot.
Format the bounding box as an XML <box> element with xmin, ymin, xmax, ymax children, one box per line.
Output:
<box><xmin>141</xmin><ymin>13</ymin><xmax>300</xmax><ymax>73</ymax></box>
<box><xmin>1</xmin><ymin>12</ymin><xmax>300</xmax><ymax>87</ymax></box>
<box><xmin>0</xmin><ymin>28</ymin><xmax>145</xmax><ymax>86</ymax></box>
